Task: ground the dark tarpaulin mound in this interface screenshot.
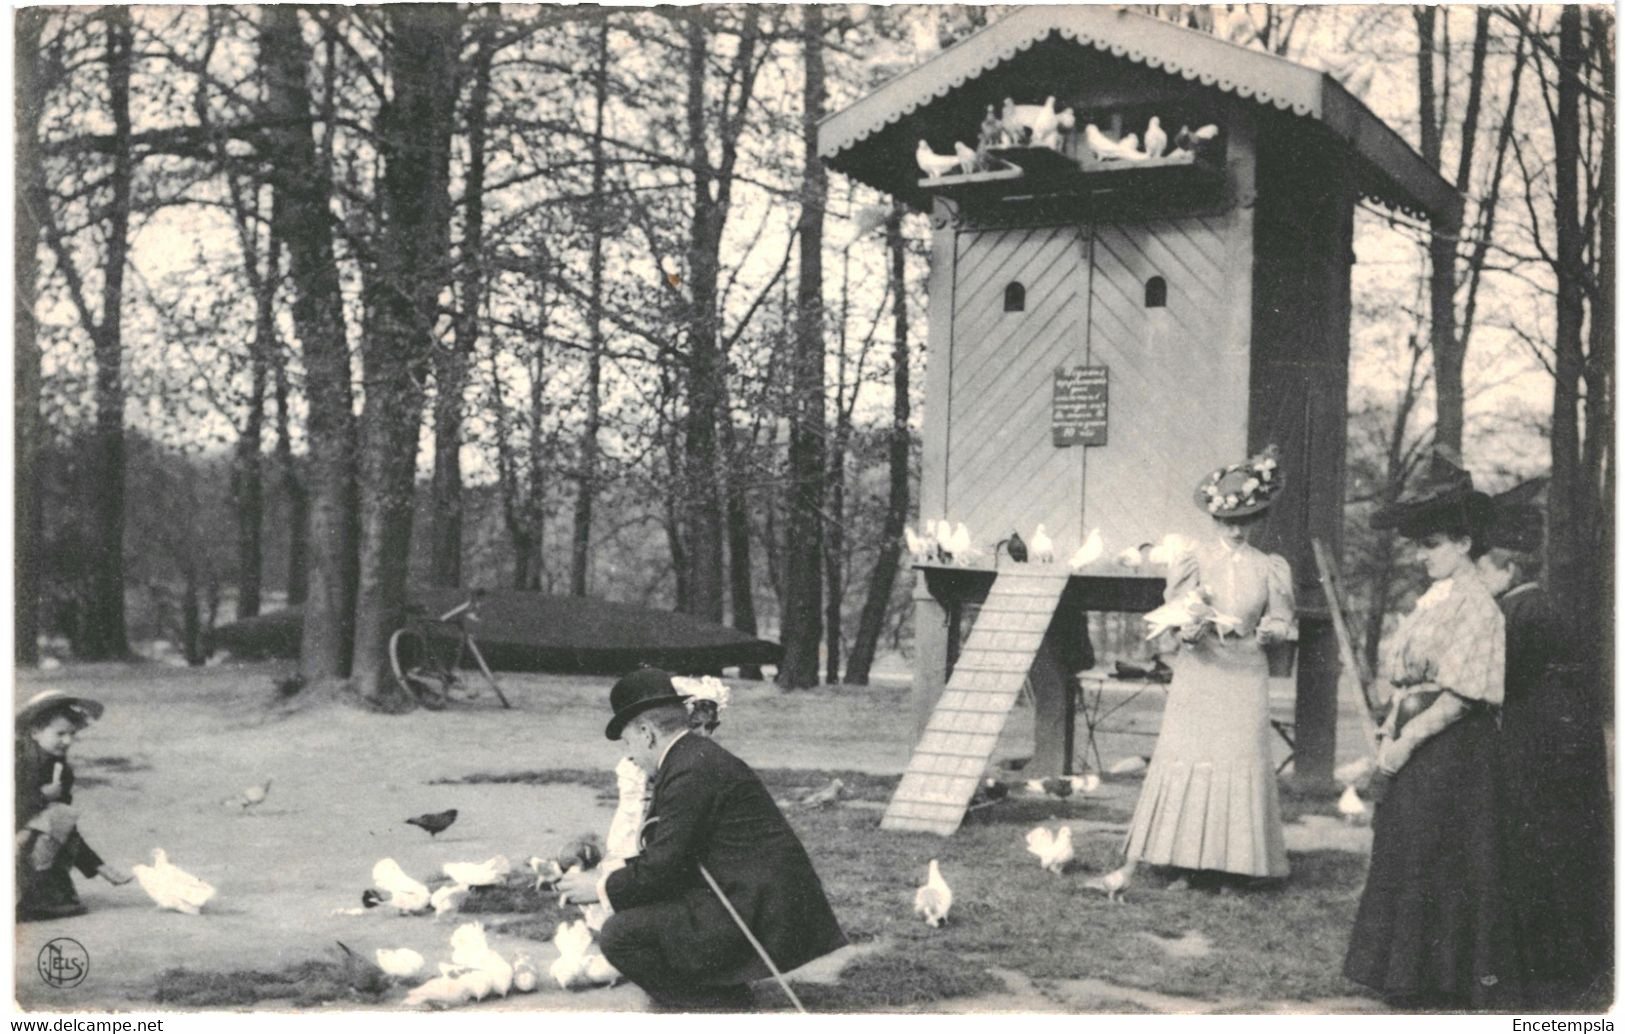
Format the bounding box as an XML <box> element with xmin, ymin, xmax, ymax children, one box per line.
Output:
<box><xmin>204</xmin><ymin>588</ymin><xmax>781</xmax><ymax>675</ymax></box>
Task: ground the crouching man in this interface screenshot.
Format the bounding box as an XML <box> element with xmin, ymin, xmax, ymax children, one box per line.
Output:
<box><xmin>557</xmin><ymin>668</ymin><xmax>846</xmax><ymax>1011</ymax></box>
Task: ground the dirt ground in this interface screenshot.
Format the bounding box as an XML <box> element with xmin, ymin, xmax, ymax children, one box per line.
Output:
<box><xmin>12</xmin><ymin>660</ymin><xmax>1379</xmax><ymax>1014</ymax></box>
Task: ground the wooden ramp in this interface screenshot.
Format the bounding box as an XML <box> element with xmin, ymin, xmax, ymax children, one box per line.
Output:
<box><xmin>882</xmin><ymin>567</ymin><xmax>1073</xmax><ymax>835</ymax></box>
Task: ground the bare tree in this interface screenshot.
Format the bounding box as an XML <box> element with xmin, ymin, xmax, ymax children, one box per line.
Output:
<box><xmin>14</xmin><ymin>8</ymin><xmax>49</xmax><ymax>665</ymax></box>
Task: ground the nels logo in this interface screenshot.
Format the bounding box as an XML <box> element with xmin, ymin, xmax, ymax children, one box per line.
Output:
<box><xmin>38</xmin><ymin>938</ymin><xmax>89</xmax><ymax>988</ymax></box>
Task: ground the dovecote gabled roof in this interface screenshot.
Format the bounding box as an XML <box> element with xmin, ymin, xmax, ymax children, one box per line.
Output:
<box><xmin>819</xmin><ymin>5</ymin><xmax>1461</xmax><ymax>227</ymax></box>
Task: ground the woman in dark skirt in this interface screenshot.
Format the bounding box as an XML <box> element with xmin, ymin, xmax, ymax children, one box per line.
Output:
<box><xmin>1343</xmin><ymin>453</ymin><xmax>1523</xmax><ymax>1008</ymax></box>
<box><xmin>1478</xmin><ymin>507</ymin><xmax>1613</xmax><ymax>1004</ymax></box>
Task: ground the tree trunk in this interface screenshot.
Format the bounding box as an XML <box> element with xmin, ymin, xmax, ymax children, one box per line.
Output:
<box><xmin>14</xmin><ymin>8</ymin><xmax>46</xmax><ymax>666</ymax></box>
<box><xmin>572</xmin><ymin>18</ymin><xmax>612</xmax><ymax>599</ymax></box>
<box><xmin>722</xmin><ymin>429</ymin><xmax>762</xmax><ymax>679</ymax></box>
<box><xmin>351</xmin><ymin>4</ymin><xmax>459</xmax><ymax>705</ymax></box>
<box><xmin>232</xmin><ymin>348</ymin><xmax>266</xmax><ymax>619</ymax></box>
<box><xmin>79</xmin><ymin>8</ymin><xmax>135</xmax><ymax>660</ymax></box>
<box><xmin>1583</xmin><ymin>10</ymin><xmax>1614</xmax><ymax>708</ymax></box>
<box><xmin>847</xmin><ymin>203</ymin><xmax>911</xmax><ymax>686</ymax></box>
<box><xmin>1547</xmin><ymin>6</ymin><xmax>1586</xmax><ymax>635</ymax></box>
<box><xmin>271</xmin><ymin>322</ymin><xmax>309</xmax><ymax>604</ymax></box>
<box><xmin>1414</xmin><ymin>6</ymin><xmax>1462</xmax><ymax>455</ymax></box>
<box><xmin>261</xmin><ymin>5</ymin><xmax>357</xmax><ymax>677</ymax></box>
<box><xmin>430</xmin><ymin>17</ymin><xmax>495</xmax><ymax>590</ymax></box>
<box><xmin>778</xmin><ymin>4</ymin><xmax>827</xmax><ymax>689</ymax></box>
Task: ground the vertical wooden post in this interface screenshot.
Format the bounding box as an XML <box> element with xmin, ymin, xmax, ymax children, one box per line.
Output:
<box><xmin>1292</xmin><ymin>618</ymin><xmax>1339</xmax><ymax>792</ymax></box>
<box><xmin>1027</xmin><ymin>635</ymin><xmax>1076</xmax><ymax>778</ymax></box>
<box><xmin>912</xmin><ymin>200</ymin><xmax>958</xmax><ymax>735</ymax></box>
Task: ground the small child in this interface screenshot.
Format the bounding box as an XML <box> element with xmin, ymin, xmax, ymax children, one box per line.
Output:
<box><xmin>15</xmin><ymin>691</ymin><xmax>129</xmax><ymax>922</ymax></box>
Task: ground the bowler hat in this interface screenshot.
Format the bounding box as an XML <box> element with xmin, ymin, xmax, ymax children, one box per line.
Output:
<box><xmin>15</xmin><ymin>690</ymin><xmax>103</xmax><ymax>733</ymax></box>
<box><xmin>605</xmin><ymin>667</ymin><xmax>689</xmax><ymax>740</ymax></box>
<box><xmin>1371</xmin><ymin>448</ymin><xmax>1491</xmax><ymax>535</ymax></box>
<box><xmin>1482</xmin><ymin>501</ymin><xmax>1544</xmax><ymax>555</ymax></box>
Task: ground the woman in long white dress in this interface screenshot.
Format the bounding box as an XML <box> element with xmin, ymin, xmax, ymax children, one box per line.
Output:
<box><xmin>1105</xmin><ymin>447</ymin><xmax>1296</xmax><ymax>895</ymax></box>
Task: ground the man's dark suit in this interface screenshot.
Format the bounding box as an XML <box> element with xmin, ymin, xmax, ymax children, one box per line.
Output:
<box><xmin>599</xmin><ymin>733</ymin><xmax>846</xmax><ymax>1009</ymax></box>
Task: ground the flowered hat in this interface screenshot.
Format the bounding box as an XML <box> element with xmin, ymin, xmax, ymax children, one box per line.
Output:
<box><xmin>1193</xmin><ymin>445</ymin><xmax>1283</xmax><ymax>519</ymax></box>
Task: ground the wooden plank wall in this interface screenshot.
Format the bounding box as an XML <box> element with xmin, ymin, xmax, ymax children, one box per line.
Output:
<box><xmin>945</xmin><ymin>224</ymin><xmax>1089</xmax><ymax>556</ymax></box>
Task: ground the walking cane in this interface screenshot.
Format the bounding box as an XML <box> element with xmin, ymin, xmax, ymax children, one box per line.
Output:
<box><xmin>698</xmin><ymin>863</ymin><xmax>808</xmax><ymax>1014</ymax></box>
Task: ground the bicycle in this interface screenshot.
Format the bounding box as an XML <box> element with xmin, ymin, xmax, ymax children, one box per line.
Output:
<box><xmin>388</xmin><ymin>589</ymin><xmax>513</xmax><ymax>710</ymax></box>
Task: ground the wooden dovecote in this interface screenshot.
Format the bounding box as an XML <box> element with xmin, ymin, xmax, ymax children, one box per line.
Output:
<box><xmin>820</xmin><ymin>7</ymin><xmax>1459</xmax><ymax>827</ymax></box>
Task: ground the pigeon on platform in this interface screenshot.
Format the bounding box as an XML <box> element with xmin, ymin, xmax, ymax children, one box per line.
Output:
<box><xmin>375</xmin><ymin>948</ymin><xmax>425</xmax><ymax>980</ymax></box>
<box><xmin>1001</xmin><ymin>532</ymin><xmax>1029</xmax><ymax>564</ymax></box>
<box><xmin>1085</xmin><ymin>124</ymin><xmax>1147</xmax><ymax>162</ymax></box>
<box><xmin>1035</xmin><ymin>107</ymin><xmax>1076</xmax><ymax>150</ymax></box>
<box><xmin>1069</xmin><ymin>528</ymin><xmax>1105</xmax><ymax>570</ymax></box>
<box><xmin>132</xmin><ymin>849</ymin><xmax>216</xmax><ymax>915</ymax></box>
<box><xmin>905</xmin><ymin>526</ymin><xmax>928</xmax><ymax>562</ymax></box>
<box><xmin>1026</xmin><ymin>825</ymin><xmax>1075</xmax><ymax>875</ymax></box>
<box><xmin>1031</xmin><ymin>524</ymin><xmax>1056</xmax><ymax>563</ymax></box>
<box><xmin>405</xmin><ymin>808</ymin><xmax>458</xmax><ymax>838</ymax></box>
<box><xmin>914</xmin><ymin>859</ymin><xmax>952</xmax><ymax>927</ymax></box>
<box><xmin>916</xmin><ymin>140</ymin><xmax>963</xmax><ymax>179</ymax></box>
<box><xmin>1002</xmin><ymin>96</ymin><xmax>1057</xmax><ymax>146</ymax></box>
<box><xmin>954</xmin><ymin>140</ymin><xmax>979</xmax><ymax>175</ymax></box>
<box><xmin>333</xmin><ymin>940</ymin><xmax>391</xmax><ymax>995</ymax></box>
<box><xmin>1171</xmin><ymin>124</ymin><xmax>1195</xmax><ymax>159</ymax></box>
<box><xmin>1107</xmin><ymin>755</ymin><xmax>1151</xmax><ymax>775</ymax></box>
<box><xmin>1143</xmin><ymin>116</ymin><xmax>1167</xmax><ymax>158</ymax></box>
<box><xmin>1084</xmin><ymin>865</ymin><xmax>1131</xmax><ymax>902</ymax></box>
<box><xmin>948</xmin><ymin>522</ymin><xmax>976</xmax><ymax>564</ymax></box>
<box><xmin>1117</xmin><ymin>544</ymin><xmax>1150</xmax><ymax>568</ymax></box>
<box><xmin>934</xmin><ymin>519</ymin><xmax>956</xmax><ymax>562</ymax></box>
<box><xmin>978</xmin><ymin>104</ymin><xmax>1009</xmax><ymax>149</ymax></box>
<box><xmin>1339</xmin><ymin>785</ymin><xmax>1369</xmax><ymax>825</ymax></box>
<box><xmin>371</xmin><ymin>858</ymin><xmax>431</xmax><ymax>912</ymax></box>
<box><xmin>1148</xmin><ymin>533</ymin><xmax>1198</xmax><ymax>566</ymax></box>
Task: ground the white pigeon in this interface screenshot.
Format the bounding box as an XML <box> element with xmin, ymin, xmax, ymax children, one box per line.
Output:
<box><xmin>455</xmin><ymin>967</ymin><xmax>499</xmax><ymax>1001</ymax></box>
<box><xmin>1002</xmin><ymin>95</ymin><xmax>1057</xmax><ymax>144</ymax></box>
<box><xmin>1143</xmin><ymin>589</ymin><xmax>1241</xmax><ymax>640</ymax></box>
<box><xmin>451</xmin><ymin>921</ymin><xmax>492</xmax><ymax>968</ymax></box>
<box><xmin>1068</xmin><ymin>773</ymin><xmax>1102</xmax><ymax>794</ymax></box>
<box><xmin>1338</xmin><ymin>785</ymin><xmax>1369</xmax><ymax>825</ymax></box>
<box><xmin>1085</xmin><ymin>123</ymin><xmax>1144</xmax><ymax>162</ymax></box>
<box><xmin>403</xmin><ymin>974</ymin><xmax>476</xmax><ymax>1009</ymax></box>
<box><xmin>1107</xmin><ymin>755</ymin><xmax>1150</xmax><ymax>775</ymax></box>
<box><xmin>431</xmin><ymin>882</ymin><xmax>470</xmax><ymax>918</ymax></box>
<box><xmin>953</xmin><ymin>140</ymin><xmax>979</xmax><ymax>175</ymax></box>
<box><xmin>1031</xmin><ymin>524</ymin><xmax>1055</xmax><ymax>563</ymax></box>
<box><xmin>934</xmin><ymin>518</ymin><xmax>955</xmax><ymax>560</ymax></box>
<box><xmin>948</xmin><ymin>522</ymin><xmax>972</xmax><ymax>560</ymax></box>
<box><xmin>1069</xmin><ymin>528</ymin><xmax>1105</xmax><ymax>570</ymax></box>
<box><xmin>904</xmin><ymin>526</ymin><xmax>927</xmax><ymax>561</ymax></box>
<box><xmin>1117</xmin><ymin>544</ymin><xmax>1147</xmax><ymax>568</ymax></box>
<box><xmin>375</xmin><ymin>948</ymin><xmax>425</xmax><ymax>980</ymax></box>
<box><xmin>227</xmin><ymin>778</ymin><xmax>271</xmax><ymax>810</ymax></box>
<box><xmin>1035</xmin><ymin>107</ymin><xmax>1077</xmax><ymax>150</ymax></box>
<box><xmin>1194</xmin><ymin>124</ymin><xmax>1220</xmax><ymax>142</ymax></box>
<box><xmin>1025</xmin><ymin>825</ymin><xmax>1074</xmax><ymax>875</ymax></box>
<box><xmin>1084</xmin><ymin>865</ymin><xmax>1130</xmax><ymax>902</ymax></box>
<box><xmin>916</xmin><ymin>139</ymin><xmax>962</xmax><ymax>179</ymax></box>
<box><xmin>913</xmin><ymin>859</ymin><xmax>952</xmax><ymax>927</ymax></box>
<box><xmin>474</xmin><ymin>950</ymin><xmax>514</xmax><ymax>997</ymax></box>
<box><xmin>1115</xmin><ymin>132</ymin><xmax>1147</xmax><ymax>160</ymax></box>
<box><xmin>550</xmin><ymin>919</ymin><xmax>600</xmax><ymax>989</ymax></box>
<box><xmin>371</xmin><ymin>857</ymin><xmax>431</xmax><ymax>912</ymax></box>
<box><xmin>443</xmin><ymin>855</ymin><xmax>510</xmax><ymax>887</ymax></box>
<box><xmin>1143</xmin><ymin>116</ymin><xmax>1167</xmax><ymax>159</ymax></box>
<box><xmin>512</xmin><ymin>954</ymin><xmax>539</xmax><ymax>993</ymax></box>
<box><xmin>1024</xmin><ymin>778</ymin><xmax>1046</xmax><ymax>794</ymax></box>
<box><xmin>132</xmin><ymin>848</ymin><xmax>217</xmax><ymax>915</ymax></box>
<box><xmin>1148</xmin><ymin>533</ymin><xmax>1198</xmax><ymax>566</ymax></box>
<box><xmin>526</xmin><ymin>855</ymin><xmax>557</xmax><ymax>891</ymax></box>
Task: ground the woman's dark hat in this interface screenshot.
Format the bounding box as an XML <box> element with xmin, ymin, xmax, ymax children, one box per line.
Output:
<box><xmin>1194</xmin><ymin>444</ymin><xmax>1283</xmax><ymax>519</ymax></box>
<box><xmin>1371</xmin><ymin>448</ymin><xmax>1491</xmax><ymax>534</ymax></box>
<box><xmin>605</xmin><ymin>667</ymin><xmax>689</xmax><ymax>740</ymax></box>
<box><xmin>16</xmin><ymin>690</ymin><xmax>104</xmax><ymax>732</ymax></box>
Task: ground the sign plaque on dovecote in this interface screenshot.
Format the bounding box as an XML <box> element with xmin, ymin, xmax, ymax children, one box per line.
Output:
<box><xmin>1052</xmin><ymin>365</ymin><xmax>1108</xmax><ymax>447</ymax></box>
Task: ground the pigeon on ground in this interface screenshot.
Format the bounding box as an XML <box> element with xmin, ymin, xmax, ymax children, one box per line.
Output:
<box><xmin>406</xmin><ymin>809</ymin><xmax>458</xmax><ymax>838</ymax></box>
<box><xmin>226</xmin><ymin>778</ymin><xmax>271</xmax><ymax>810</ymax></box>
<box><xmin>913</xmin><ymin>859</ymin><xmax>952</xmax><ymax>928</ymax></box>
<box><xmin>1040</xmin><ymin>776</ymin><xmax>1074</xmax><ymax>799</ymax></box>
<box><xmin>1107</xmin><ymin>755</ymin><xmax>1151</xmax><ymax>775</ymax></box>
<box><xmin>801</xmin><ymin>777</ymin><xmax>847</xmax><ymax>807</ymax></box>
<box><xmin>371</xmin><ymin>858</ymin><xmax>431</xmax><ymax>912</ymax></box>
<box><xmin>1025</xmin><ymin>825</ymin><xmax>1075</xmax><ymax>875</ymax></box>
<box><xmin>431</xmin><ymin>882</ymin><xmax>470</xmax><ymax>918</ymax></box>
<box><xmin>1068</xmin><ymin>773</ymin><xmax>1102</xmax><ymax>793</ymax></box>
<box><xmin>1084</xmin><ymin>866</ymin><xmax>1130</xmax><ymax>902</ymax></box>
<box><xmin>1031</xmin><ymin>524</ymin><xmax>1055</xmax><ymax>563</ymax></box>
<box><xmin>333</xmin><ymin>940</ymin><xmax>390</xmax><ymax>995</ymax></box>
<box><xmin>550</xmin><ymin>918</ymin><xmax>618</xmax><ymax>989</ymax></box>
<box><xmin>1069</xmin><ymin>528</ymin><xmax>1104</xmax><ymax>569</ymax></box>
<box><xmin>916</xmin><ymin>140</ymin><xmax>963</xmax><ymax>179</ymax></box>
<box><xmin>1143</xmin><ymin>116</ymin><xmax>1168</xmax><ymax>159</ymax></box>
<box><xmin>512</xmin><ymin>954</ymin><xmax>539</xmax><ymax>993</ymax></box>
<box><xmin>375</xmin><ymin>948</ymin><xmax>425</xmax><ymax>980</ymax></box>
<box><xmin>132</xmin><ymin>848</ymin><xmax>216</xmax><ymax>915</ymax></box>
<box><xmin>403</xmin><ymin>974</ymin><xmax>476</xmax><ymax>1009</ymax></box>
<box><xmin>443</xmin><ymin>855</ymin><xmax>510</xmax><ymax>888</ymax></box>
<box><xmin>1338</xmin><ymin>784</ymin><xmax>1369</xmax><ymax>825</ymax></box>
<box><xmin>953</xmin><ymin>140</ymin><xmax>979</xmax><ymax>175</ymax></box>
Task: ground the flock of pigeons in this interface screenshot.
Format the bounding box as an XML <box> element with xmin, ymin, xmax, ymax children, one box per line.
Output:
<box><xmin>905</xmin><ymin>521</ymin><xmax>1198</xmax><ymax>577</ymax></box>
<box><xmin>915</xmin><ymin>95</ymin><xmax>1222</xmax><ymax>180</ymax></box>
